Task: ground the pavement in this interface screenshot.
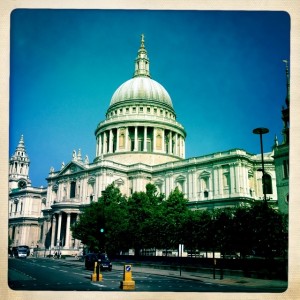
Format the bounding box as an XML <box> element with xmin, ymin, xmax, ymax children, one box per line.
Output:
<box><xmin>64</xmin><ymin>257</ymin><xmax>288</xmax><ymax>290</ymax></box>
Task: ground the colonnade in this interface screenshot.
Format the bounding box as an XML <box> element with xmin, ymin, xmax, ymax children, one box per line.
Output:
<box><xmin>96</xmin><ymin>126</ymin><xmax>185</xmax><ymax>158</ymax></box>
<box><xmin>50</xmin><ymin>212</ymin><xmax>79</xmax><ymax>250</ymax></box>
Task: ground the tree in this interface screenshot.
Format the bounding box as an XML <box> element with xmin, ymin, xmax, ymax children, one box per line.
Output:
<box><xmin>160</xmin><ymin>187</ymin><xmax>189</xmax><ymax>252</ymax></box>
<box><xmin>249</xmin><ymin>202</ymin><xmax>288</xmax><ymax>259</ymax></box>
<box><xmin>71</xmin><ymin>184</ymin><xmax>128</xmax><ymax>254</ymax></box>
<box><xmin>126</xmin><ymin>184</ymin><xmax>164</xmax><ymax>255</ymax></box>
<box><xmin>100</xmin><ymin>184</ymin><xmax>129</xmax><ymax>254</ymax></box>
<box><xmin>230</xmin><ymin>204</ymin><xmax>253</xmax><ymax>258</ymax></box>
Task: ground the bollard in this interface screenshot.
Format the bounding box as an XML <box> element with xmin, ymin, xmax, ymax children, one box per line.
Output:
<box><xmin>91</xmin><ymin>260</ymin><xmax>103</xmax><ymax>281</ymax></box>
<box><xmin>120</xmin><ymin>264</ymin><xmax>135</xmax><ymax>290</ymax></box>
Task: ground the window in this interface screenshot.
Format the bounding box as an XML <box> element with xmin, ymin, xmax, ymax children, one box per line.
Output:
<box><xmin>140</xmin><ymin>107</ymin><xmax>143</xmax><ymax>112</ymax></box>
<box><xmin>283</xmin><ymin>159</ymin><xmax>289</xmax><ymax>178</ymax></box>
<box><xmin>204</xmin><ymin>191</ymin><xmax>209</xmax><ymax>198</ymax></box>
<box><xmin>132</xmin><ymin>107</ymin><xmax>136</xmax><ymax>113</ymax></box>
<box><xmin>263</xmin><ymin>174</ymin><xmax>273</xmax><ymax>194</ymax></box>
<box><xmin>156</xmin><ymin>134</ymin><xmax>162</xmax><ymax>150</ymax></box>
<box><xmin>147</xmin><ymin>107</ymin><xmax>150</xmax><ymax>113</ymax></box>
<box><xmin>223</xmin><ymin>172</ymin><xmax>230</xmax><ymax>187</ymax></box>
<box><xmin>201</xmin><ymin>177</ymin><xmax>209</xmax><ymax>191</ymax></box>
<box><xmin>70</xmin><ymin>181</ymin><xmax>76</xmax><ymax>198</ymax></box>
<box><xmin>119</xmin><ymin>133</ymin><xmax>125</xmax><ymax>148</ymax></box>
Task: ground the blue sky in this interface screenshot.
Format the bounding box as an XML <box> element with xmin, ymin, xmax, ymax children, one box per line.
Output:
<box><xmin>10</xmin><ymin>9</ymin><xmax>290</xmax><ymax>187</ymax></box>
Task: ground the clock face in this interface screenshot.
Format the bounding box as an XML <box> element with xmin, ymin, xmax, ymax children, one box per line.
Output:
<box><xmin>18</xmin><ymin>181</ymin><xmax>27</xmax><ymax>189</ymax></box>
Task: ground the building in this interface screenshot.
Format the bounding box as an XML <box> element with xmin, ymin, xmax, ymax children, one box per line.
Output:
<box><xmin>9</xmin><ymin>36</ymin><xmax>279</xmax><ymax>255</ymax></box>
<box><xmin>273</xmin><ymin>61</ymin><xmax>290</xmax><ymax>214</ymax></box>
<box><xmin>8</xmin><ymin>135</ymin><xmax>47</xmax><ymax>252</ymax></box>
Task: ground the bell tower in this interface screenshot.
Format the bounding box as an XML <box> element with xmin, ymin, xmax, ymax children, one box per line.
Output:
<box><xmin>9</xmin><ymin>135</ymin><xmax>31</xmax><ymax>190</ymax></box>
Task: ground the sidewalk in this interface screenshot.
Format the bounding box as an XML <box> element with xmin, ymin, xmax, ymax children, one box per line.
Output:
<box><xmin>63</xmin><ymin>257</ymin><xmax>287</xmax><ymax>290</ymax></box>
<box><xmin>111</xmin><ymin>261</ymin><xmax>288</xmax><ymax>289</ymax></box>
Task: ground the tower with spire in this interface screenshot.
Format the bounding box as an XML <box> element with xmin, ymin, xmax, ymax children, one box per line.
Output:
<box><xmin>9</xmin><ymin>135</ymin><xmax>31</xmax><ymax>190</ymax></box>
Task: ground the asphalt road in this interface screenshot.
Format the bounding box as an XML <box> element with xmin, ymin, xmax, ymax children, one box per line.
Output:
<box><xmin>7</xmin><ymin>257</ymin><xmax>283</xmax><ymax>292</ymax></box>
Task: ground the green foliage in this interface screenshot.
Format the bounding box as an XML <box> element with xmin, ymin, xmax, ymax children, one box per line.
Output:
<box><xmin>71</xmin><ymin>183</ymin><xmax>288</xmax><ymax>259</ymax></box>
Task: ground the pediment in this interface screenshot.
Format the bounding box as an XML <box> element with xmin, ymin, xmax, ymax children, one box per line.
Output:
<box><xmin>114</xmin><ymin>178</ymin><xmax>124</xmax><ymax>186</ymax></box>
<box><xmin>175</xmin><ymin>175</ymin><xmax>186</xmax><ymax>182</ymax></box>
<box><xmin>199</xmin><ymin>170</ymin><xmax>211</xmax><ymax>178</ymax></box>
<box><xmin>58</xmin><ymin>161</ymin><xmax>86</xmax><ymax>176</ymax></box>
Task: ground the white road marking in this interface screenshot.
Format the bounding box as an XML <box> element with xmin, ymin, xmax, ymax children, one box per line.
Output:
<box><xmin>91</xmin><ymin>282</ymin><xmax>106</xmax><ymax>287</ymax></box>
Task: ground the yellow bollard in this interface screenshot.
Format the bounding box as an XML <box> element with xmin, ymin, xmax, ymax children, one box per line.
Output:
<box><xmin>91</xmin><ymin>261</ymin><xmax>103</xmax><ymax>281</ymax></box>
<box><xmin>120</xmin><ymin>264</ymin><xmax>135</xmax><ymax>290</ymax></box>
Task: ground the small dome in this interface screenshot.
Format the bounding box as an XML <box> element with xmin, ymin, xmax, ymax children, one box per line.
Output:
<box><xmin>109</xmin><ymin>76</ymin><xmax>173</xmax><ymax>109</ymax></box>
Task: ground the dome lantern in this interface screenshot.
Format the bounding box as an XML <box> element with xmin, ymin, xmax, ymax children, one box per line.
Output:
<box><xmin>133</xmin><ymin>34</ymin><xmax>150</xmax><ymax>78</ymax></box>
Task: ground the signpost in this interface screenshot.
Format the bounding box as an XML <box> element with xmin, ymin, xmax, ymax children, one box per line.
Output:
<box><xmin>120</xmin><ymin>264</ymin><xmax>135</xmax><ymax>290</ymax></box>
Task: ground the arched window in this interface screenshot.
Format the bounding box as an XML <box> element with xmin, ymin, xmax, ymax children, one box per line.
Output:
<box><xmin>263</xmin><ymin>173</ymin><xmax>273</xmax><ymax>194</ymax></box>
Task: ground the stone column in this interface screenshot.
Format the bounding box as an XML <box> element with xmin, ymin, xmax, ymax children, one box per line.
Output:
<box><xmin>50</xmin><ymin>214</ymin><xmax>57</xmax><ymax>248</ymax></box>
<box><xmin>125</xmin><ymin>127</ymin><xmax>129</xmax><ymax>151</ymax></box>
<box><xmin>179</xmin><ymin>136</ymin><xmax>183</xmax><ymax>157</ymax></box>
<box><xmin>143</xmin><ymin>126</ymin><xmax>147</xmax><ymax>151</ymax></box>
<box><xmin>65</xmin><ymin>213</ymin><xmax>71</xmax><ymax>248</ymax></box>
<box><xmin>153</xmin><ymin>128</ymin><xmax>156</xmax><ymax>152</ymax></box>
<box><xmin>103</xmin><ymin>132</ymin><xmax>107</xmax><ymax>154</ymax></box>
<box><xmin>175</xmin><ymin>134</ymin><xmax>178</xmax><ymax>156</ymax></box>
<box><xmin>57</xmin><ymin>212</ymin><xmax>62</xmax><ymax>247</ymax></box>
<box><xmin>109</xmin><ymin>130</ymin><xmax>113</xmax><ymax>153</ymax></box>
<box><xmin>213</xmin><ymin>167</ymin><xmax>219</xmax><ymax>197</ymax></box>
<box><xmin>193</xmin><ymin>170</ymin><xmax>197</xmax><ymax>200</ymax></box>
<box><xmin>96</xmin><ymin>137</ymin><xmax>99</xmax><ymax>157</ymax></box>
<box><xmin>169</xmin><ymin>132</ymin><xmax>172</xmax><ymax>154</ymax></box>
<box><xmin>162</xmin><ymin>129</ymin><xmax>165</xmax><ymax>153</ymax></box>
<box><xmin>134</xmin><ymin>126</ymin><xmax>138</xmax><ymax>151</ymax></box>
<box><xmin>116</xmin><ymin>128</ymin><xmax>120</xmax><ymax>152</ymax></box>
<box><xmin>218</xmin><ymin>167</ymin><xmax>223</xmax><ymax>197</ymax></box>
<box><xmin>98</xmin><ymin>134</ymin><xmax>102</xmax><ymax>156</ymax></box>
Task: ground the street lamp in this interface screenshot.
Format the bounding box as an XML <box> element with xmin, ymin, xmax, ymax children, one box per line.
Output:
<box><xmin>253</xmin><ymin>127</ymin><xmax>269</xmax><ymax>202</ymax></box>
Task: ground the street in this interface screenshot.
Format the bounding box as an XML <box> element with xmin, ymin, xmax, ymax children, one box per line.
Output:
<box><xmin>8</xmin><ymin>257</ymin><xmax>285</xmax><ymax>292</ymax></box>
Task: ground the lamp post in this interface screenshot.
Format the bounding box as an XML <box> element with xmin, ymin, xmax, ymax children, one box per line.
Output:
<box><xmin>253</xmin><ymin>127</ymin><xmax>269</xmax><ymax>203</ymax></box>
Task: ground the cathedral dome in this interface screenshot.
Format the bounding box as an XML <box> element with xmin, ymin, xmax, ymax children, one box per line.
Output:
<box><xmin>107</xmin><ymin>34</ymin><xmax>174</xmax><ymax>113</ymax></box>
<box><xmin>94</xmin><ymin>35</ymin><xmax>186</xmax><ymax>166</ymax></box>
<box><xmin>110</xmin><ymin>76</ymin><xmax>173</xmax><ymax>109</ymax></box>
